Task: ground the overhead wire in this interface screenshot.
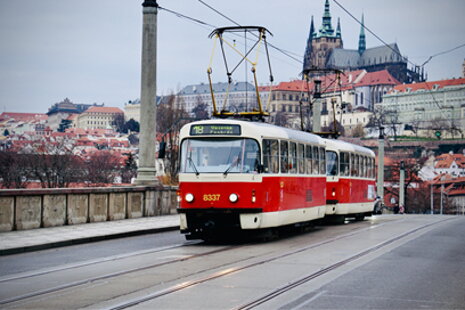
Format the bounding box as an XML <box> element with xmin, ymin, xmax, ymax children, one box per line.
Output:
<box><xmin>158</xmin><ymin>6</ymin><xmax>216</xmax><ymax>29</ymax></box>
<box><xmin>197</xmin><ymin>0</ymin><xmax>304</xmax><ymax>65</ymax></box>
<box><xmin>161</xmin><ymin>2</ymin><xmax>457</xmax><ymax>129</ymax></box>
<box><xmin>421</xmin><ymin>43</ymin><xmax>465</xmax><ymax>67</ymax></box>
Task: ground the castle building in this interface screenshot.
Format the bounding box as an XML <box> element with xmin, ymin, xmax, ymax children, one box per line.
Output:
<box><xmin>303</xmin><ymin>0</ymin><xmax>425</xmax><ymax>84</ymax></box>
<box><xmin>75</xmin><ymin>106</ymin><xmax>124</xmax><ymax>130</ymax></box>
<box><xmin>46</xmin><ymin>98</ymin><xmax>103</xmax><ymax>131</ymax></box>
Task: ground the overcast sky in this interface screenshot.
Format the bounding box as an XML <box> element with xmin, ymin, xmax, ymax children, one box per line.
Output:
<box><xmin>1</xmin><ymin>0</ymin><xmax>464</xmax><ymax>114</ymax></box>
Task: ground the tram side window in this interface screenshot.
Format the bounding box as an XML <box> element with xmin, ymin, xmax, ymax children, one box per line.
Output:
<box><xmin>351</xmin><ymin>154</ymin><xmax>358</xmax><ymax>177</ymax></box>
<box><xmin>362</xmin><ymin>156</ymin><xmax>368</xmax><ymax>178</ymax></box>
<box><xmin>366</xmin><ymin>157</ymin><xmax>370</xmax><ymax>178</ymax></box>
<box><xmin>280</xmin><ymin>140</ymin><xmax>289</xmax><ymax>173</ymax></box>
<box><xmin>370</xmin><ymin>158</ymin><xmax>375</xmax><ymax>178</ymax></box>
<box><xmin>312</xmin><ymin>146</ymin><xmax>319</xmax><ymax>174</ymax></box>
<box><xmin>356</xmin><ymin>155</ymin><xmax>361</xmax><ymax>177</ymax></box>
<box><xmin>305</xmin><ymin>145</ymin><xmax>312</xmax><ymax>175</ymax></box>
<box><xmin>350</xmin><ymin>153</ymin><xmax>354</xmax><ymax>176</ymax></box>
<box><xmin>263</xmin><ymin>139</ymin><xmax>279</xmax><ymax>173</ymax></box>
<box><xmin>358</xmin><ymin>155</ymin><xmax>362</xmax><ymax>177</ymax></box>
<box><xmin>340</xmin><ymin>152</ymin><xmax>350</xmax><ymax>176</ymax></box>
<box><xmin>326</xmin><ymin>151</ymin><xmax>338</xmax><ymax>176</ymax></box>
<box><xmin>289</xmin><ymin>142</ymin><xmax>297</xmax><ymax>174</ymax></box>
<box><xmin>298</xmin><ymin>144</ymin><xmax>305</xmax><ymax>174</ymax></box>
<box><xmin>319</xmin><ymin>147</ymin><xmax>326</xmax><ymax>175</ymax></box>
<box><xmin>372</xmin><ymin>158</ymin><xmax>376</xmax><ymax>178</ymax></box>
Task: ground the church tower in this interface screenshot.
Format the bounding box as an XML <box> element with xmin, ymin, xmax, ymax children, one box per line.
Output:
<box><xmin>303</xmin><ymin>0</ymin><xmax>343</xmax><ymax>72</ymax></box>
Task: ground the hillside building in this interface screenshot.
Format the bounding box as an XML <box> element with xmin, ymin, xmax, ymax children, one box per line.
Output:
<box><xmin>263</xmin><ymin>69</ymin><xmax>399</xmax><ymax>134</ymax></box>
<box><xmin>380</xmin><ymin>78</ymin><xmax>465</xmax><ymax>138</ymax></box>
<box><xmin>75</xmin><ymin>106</ymin><xmax>124</xmax><ymax>130</ymax></box>
<box><xmin>177</xmin><ymin>82</ymin><xmax>256</xmax><ymax>116</ymax></box>
<box><xmin>46</xmin><ymin>98</ymin><xmax>103</xmax><ymax>131</ymax></box>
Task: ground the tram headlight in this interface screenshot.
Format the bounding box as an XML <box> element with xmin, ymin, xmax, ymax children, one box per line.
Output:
<box><xmin>185</xmin><ymin>193</ymin><xmax>195</xmax><ymax>203</ymax></box>
<box><xmin>229</xmin><ymin>193</ymin><xmax>239</xmax><ymax>203</ymax></box>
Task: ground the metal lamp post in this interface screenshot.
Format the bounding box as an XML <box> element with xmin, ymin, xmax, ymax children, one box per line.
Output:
<box><xmin>377</xmin><ymin>126</ymin><xmax>385</xmax><ymax>204</ymax></box>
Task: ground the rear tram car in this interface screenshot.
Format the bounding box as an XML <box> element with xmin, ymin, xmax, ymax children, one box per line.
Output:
<box><xmin>177</xmin><ymin>119</ymin><xmax>376</xmax><ymax>240</ymax></box>
<box><xmin>324</xmin><ymin>139</ymin><xmax>376</xmax><ymax>222</ymax></box>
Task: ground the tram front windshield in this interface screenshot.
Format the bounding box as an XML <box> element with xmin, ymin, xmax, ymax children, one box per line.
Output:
<box><xmin>180</xmin><ymin>138</ymin><xmax>260</xmax><ymax>174</ymax></box>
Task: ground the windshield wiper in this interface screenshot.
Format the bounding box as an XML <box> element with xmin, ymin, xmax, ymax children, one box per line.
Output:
<box><xmin>224</xmin><ymin>158</ymin><xmax>240</xmax><ymax>176</ymax></box>
<box><xmin>188</xmin><ymin>157</ymin><xmax>200</xmax><ymax>176</ymax></box>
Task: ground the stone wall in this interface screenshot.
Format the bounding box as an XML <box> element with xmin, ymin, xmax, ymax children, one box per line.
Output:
<box><xmin>0</xmin><ymin>186</ymin><xmax>177</xmax><ymax>232</ymax></box>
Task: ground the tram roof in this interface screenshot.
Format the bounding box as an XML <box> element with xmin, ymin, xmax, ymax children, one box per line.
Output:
<box><xmin>181</xmin><ymin>119</ymin><xmax>325</xmax><ymax>145</ymax></box>
<box><xmin>324</xmin><ymin>138</ymin><xmax>375</xmax><ymax>157</ymax></box>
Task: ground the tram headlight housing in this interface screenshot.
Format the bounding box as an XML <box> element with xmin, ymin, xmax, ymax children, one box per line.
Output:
<box><xmin>185</xmin><ymin>193</ymin><xmax>195</xmax><ymax>203</ymax></box>
<box><xmin>229</xmin><ymin>193</ymin><xmax>239</xmax><ymax>203</ymax></box>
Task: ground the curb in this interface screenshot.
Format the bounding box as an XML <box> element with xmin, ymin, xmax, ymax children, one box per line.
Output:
<box><xmin>0</xmin><ymin>225</ymin><xmax>180</xmax><ymax>256</ymax></box>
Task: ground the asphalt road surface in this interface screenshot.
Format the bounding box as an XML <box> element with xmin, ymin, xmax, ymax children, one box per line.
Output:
<box><xmin>1</xmin><ymin>215</ymin><xmax>464</xmax><ymax>309</ymax></box>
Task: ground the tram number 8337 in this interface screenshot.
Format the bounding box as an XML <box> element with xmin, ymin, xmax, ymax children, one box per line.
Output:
<box><xmin>203</xmin><ymin>194</ymin><xmax>221</xmax><ymax>202</ymax></box>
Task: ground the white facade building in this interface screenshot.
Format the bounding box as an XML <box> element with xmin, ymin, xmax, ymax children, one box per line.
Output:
<box><xmin>177</xmin><ymin>82</ymin><xmax>256</xmax><ymax>116</ymax></box>
<box><xmin>381</xmin><ymin>78</ymin><xmax>465</xmax><ymax>138</ymax></box>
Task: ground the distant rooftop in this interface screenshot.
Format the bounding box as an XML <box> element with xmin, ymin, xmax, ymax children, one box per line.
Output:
<box><xmin>391</xmin><ymin>77</ymin><xmax>465</xmax><ymax>94</ymax></box>
<box><xmin>179</xmin><ymin>82</ymin><xmax>255</xmax><ymax>96</ymax></box>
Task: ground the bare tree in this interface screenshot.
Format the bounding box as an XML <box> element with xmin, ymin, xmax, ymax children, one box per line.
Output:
<box><xmin>192</xmin><ymin>97</ymin><xmax>209</xmax><ymax>120</ymax></box>
<box><xmin>157</xmin><ymin>94</ymin><xmax>191</xmax><ymax>183</ymax></box>
<box><xmin>0</xmin><ymin>151</ymin><xmax>29</xmax><ymax>188</ymax></box>
<box><xmin>274</xmin><ymin>111</ymin><xmax>288</xmax><ymax>127</ymax></box>
<box><xmin>22</xmin><ymin>139</ymin><xmax>83</xmax><ymax>188</ymax></box>
<box><xmin>384</xmin><ymin>109</ymin><xmax>400</xmax><ymax>140</ymax></box>
<box><xmin>83</xmin><ymin>150</ymin><xmax>121</xmax><ymax>186</ymax></box>
<box><xmin>351</xmin><ymin>123</ymin><xmax>365</xmax><ymax>138</ymax></box>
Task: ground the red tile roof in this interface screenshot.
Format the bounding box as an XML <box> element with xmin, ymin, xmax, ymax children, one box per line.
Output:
<box><xmin>85</xmin><ymin>107</ymin><xmax>124</xmax><ymax>114</ymax></box>
<box><xmin>357</xmin><ymin>70</ymin><xmax>400</xmax><ymax>86</ymax></box>
<box><xmin>392</xmin><ymin>77</ymin><xmax>465</xmax><ymax>93</ymax></box>
<box><xmin>260</xmin><ymin>69</ymin><xmax>399</xmax><ymax>94</ymax></box>
<box><xmin>435</xmin><ymin>153</ymin><xmax>465</xmax><ymax>169</ymax></box>
<box><xmin>0</xmin><ymin>112</ymin><xmax>48</xmax><ymax>122</ymax></box>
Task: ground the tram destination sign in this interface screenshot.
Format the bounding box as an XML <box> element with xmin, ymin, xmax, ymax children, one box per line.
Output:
<box><xmin>190</xmin><ymin>124</ymin><xmax>241</xmax><ymax>136</ymax></box>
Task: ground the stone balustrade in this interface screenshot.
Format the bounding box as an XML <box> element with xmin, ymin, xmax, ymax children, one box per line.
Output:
<box><xmin>0</xmin><ymin>186</ymin><xmax>178</xmax><ymax>232</ymax></box>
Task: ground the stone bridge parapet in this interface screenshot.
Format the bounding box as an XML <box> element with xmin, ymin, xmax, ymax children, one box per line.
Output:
<box><xmin>0</xmin><ymin>186</ymin><xmax>178</xmax><ymax>232</ymax></box>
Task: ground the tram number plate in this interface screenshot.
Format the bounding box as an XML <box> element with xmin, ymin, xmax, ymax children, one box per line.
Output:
<box><xmin>203</xmin><ymin>194</ymin><xmax>221</xmax><ymax>202</ymax></box>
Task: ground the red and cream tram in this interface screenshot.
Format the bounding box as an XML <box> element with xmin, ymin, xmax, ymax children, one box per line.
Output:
<box><xmin>324</xmin><ymin>139</ymin><xmax>376</xmax><ymax>222</ymax></box>
<box><xmin>177</xmin><ymin>119</ymin><xmax>376</xmax><ymax>240</ymax></box>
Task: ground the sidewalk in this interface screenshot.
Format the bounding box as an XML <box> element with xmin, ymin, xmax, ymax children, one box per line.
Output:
<box><xmin>0</xmin><ymin>215</ymin><xmax>180</xmax><ymax>256</ymax></box>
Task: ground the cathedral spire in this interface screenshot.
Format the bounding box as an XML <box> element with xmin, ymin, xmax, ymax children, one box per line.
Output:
<box><xmin>358</xmin><ymin>14</ymin><xmax>366</xmax><ymax>54</ymax></box>
<box><xmin>319</xmin><ymin>0</ymin><xmax>334</xmax><ymax>36</ymax></box>
<box><xmin>336</xmin><ymin>17</ymin><xmax>341</xmax><ymax>38</ymax></box>
<box><xmin>310</xmin><ymin>15</ymin><xmax>315</xmax><ymax>38</ymax></box>
<box><xmin>303</xmin><ymin>15</ymin><xmax>315</xmax><ymax>72</ymax></box>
